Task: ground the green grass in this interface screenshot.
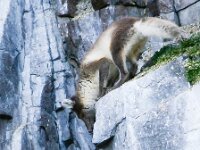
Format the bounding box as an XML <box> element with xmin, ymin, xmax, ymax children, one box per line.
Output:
<box><xmin>142</xmin><ymin>33</ymin><xmax>200</xmax><ymax>85</ymax></box>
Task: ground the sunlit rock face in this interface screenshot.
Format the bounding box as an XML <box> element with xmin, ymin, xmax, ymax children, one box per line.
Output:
<box><xmin>0</xmin><ymin>0</ymin><xmax>93</xmax><ymax>149</ymax></box>
<box><xmin>178</xmin><ymin>1</ymin><xmax>200</xmax><ymax>25</ymax></box>
<box><xmin>0</xmin><ymin>0</ymin><xmax>200</xmax><ymax>149</ymax></box>
<box><xmin>0</xmin><ymin>0</ymin><xmax>23</xmax><ymax>149</ymax></box>
<box><xmin>93</xmin><ymin>58</ymin><xmax>200</xmax><ymax>150</ymax></box>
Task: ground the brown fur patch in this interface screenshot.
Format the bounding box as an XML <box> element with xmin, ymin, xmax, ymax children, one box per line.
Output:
<box><xmin>72</xmin><ymin>95</ymin><xmax>84</xmax><ymax>118</ymax></box>
<box><xmin>110</xmin><ymin>17</ymin><xmax>139</xmax><ymax>54</ymax></box>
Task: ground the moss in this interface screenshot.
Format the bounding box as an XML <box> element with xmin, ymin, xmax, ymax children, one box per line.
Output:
<box><xmin>142</xmin><ymin>33</ymin><xmax>200</xmax><ymax>85</ymax></box>
<box><xmin>185</xmin><ymin>59</ymin><xmax>200</xmax><ymax>84</ymax></box>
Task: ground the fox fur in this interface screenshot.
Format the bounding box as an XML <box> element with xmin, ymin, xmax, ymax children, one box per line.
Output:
<box><xmin>73</xmin><ymin>17</ymin><xmax>188</xmax><ymax>131</ymax></box>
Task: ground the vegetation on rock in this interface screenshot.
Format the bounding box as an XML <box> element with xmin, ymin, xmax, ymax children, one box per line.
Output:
<box><xmin>142</xmin><ymin>33</ymin><xmax>200</xmax><ymax>85</ymax></box>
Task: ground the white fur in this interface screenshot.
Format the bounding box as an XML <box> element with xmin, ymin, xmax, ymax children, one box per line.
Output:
<box><xmin>79</xmin><ymin>27</ymin><xmax>117</xmax><ymax>114</ymax></box>
<box><xmin>83</xmin><ymin>26</ymin><xmax>115</xmax><ymax>65</ymax></box>
<box><xmin>78</xmin><ymin>70</ymin><xmax>99</xmax><ymax>111</ymax></box>
<box><xmin>134</xmin><ymin>18</ymin><xmax>179</xmax><ymax>39</ymax></box>
<box><xmin>124</xmin><ymin>32</ymin><xmax>146</xmax><ymax>55</ymax></box>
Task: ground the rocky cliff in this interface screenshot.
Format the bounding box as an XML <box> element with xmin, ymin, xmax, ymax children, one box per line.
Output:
<box><xmin>0</xmin><ymin>0</ymin><xmax>200</xmax><ymax>150</ymax></box>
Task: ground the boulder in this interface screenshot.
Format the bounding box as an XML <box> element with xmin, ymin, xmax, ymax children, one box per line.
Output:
<box><xmin>178</xmin><ymin>1</ymin><xmax>200</xmax><ymax>25</ymax></box>
<box><xmin>93</xmin><ymin>58</ymin><xmax>199</xmax><ymax>150</ymax></box>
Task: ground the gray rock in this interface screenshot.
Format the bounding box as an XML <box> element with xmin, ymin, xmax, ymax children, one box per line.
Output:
<box><xmin>56</xmin><ymin>0</ymin><xmax>94</xmax><ymax>18</ymax></box>
<box><xmin>178</xmin><ymin>1</ymin><xmax>200</xmax><ymax>25</ymax></box>
<box><xmin>147</xmin><ymin>0</ymin><xmax>160</xmax><ymax>16</ymax></box>
<box><xmin>0</xmin><ymin>0</ymin><xmax>93</xmax><ymax>149</ymax></box>
<box><xmin>56</xmin><ymin>0</ymin><xmax>78</xmax><ymax>17</ymax></box>
<box><xmin>93</xmin><ymin>58</ymin><xmax>194</xmax><ymax>149</ymax></box>
<box><xmin>39</xmin><ymin>110</ymin><xmax>59</xmax><ymax>149</ymax></box>
<box><xmin>91</xmin><ymin>0</ymin><xmax>110</xmax><ymax>10</ymax></box>
<box><xmin>158</xmin><ymin>0</ymin><xmax>174</xmax><ymax>13</ymax></box>
<box><xmin>69</xmin><ymin>113</ymin><xmax>96</xmax><ymax>150</ymax></box>
<box><xmin>160</xmin><ymin>12</ymin><xmax>179</xmax><ymax>25</ymax></box>
<box><xmin>174</xmin><ymin>0</ymin><xmax>199</xmax><ymax>11</ymax></box>
<box><xmin>0</xmin><ymin>0</ymin><xmax>24</xmax><ymax>149</ymax></box>
<box><xmin>56</xmin><ymin>109</ymin><xmax>71</xmax><ymax>143</ymax></box>
<box><xmin>91</xmin><ymin>0</ymin><xmax>147</xmax><ymax>10</ymax></box>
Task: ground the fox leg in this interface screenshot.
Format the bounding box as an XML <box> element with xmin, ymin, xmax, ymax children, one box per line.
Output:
<box><xmin>126</xmin><ymin>58</ymin><xmax>138</xmax><ymax>80</ymax></box>
<box><xmin>111</xmin><ymin>51</ymin><xmax>129</xmax><ymax>89</ymax></box>
<box><xmin>99</xmin><ymin>62</ymin><xmax>110</xmax><ymax>97</ymax></box>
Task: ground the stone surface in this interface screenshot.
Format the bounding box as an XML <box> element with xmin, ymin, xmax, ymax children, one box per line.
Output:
<box><xmin>56</xmin><ymin>0</ymin><xmax>78</xmax><ymax>17</ymax></box>
<box><xmin>56</xmin><ymin>0</ymin><xmax>94</xmax><ymax>18</ymax></box>
<box><xmin>158</xmin><ymin>0</ymin><xmax>174</xmax><ymax>13</ymax></box>
<box><xmin>93</xmin><ymin>58</ymin><xmax>200</xmax><ymax>149</ymax></box>
<box><xmin>69</xmin><ymin>113</ymin><xmax>96</xmax><ymax>150</ymax></box>
<box><xmin>178</xmin><ymin>1</ymin><xmax>200</xmax><ymax>25</ymax></box>
<box><xmin>160</xmin><ymin>12</ymin><xmax>179</xmax><ymax>24</ymax></box>
<box><xmin>105</xmin><ymin>82</ymin><xmax>200</xmax><ymax>150</ymax></box>
<box><xmin>147</xmin><ymin>0</ymin><xmax>160</xmax><ymax>16</ymax></box>
<box><xmin>91</xmin><ymin>0</ymin><xmax>110</xmax><ymax>10</ymax></box>
<box><xmin>0</xmin><ymin>0</ymin><xmax>24</xmax><ymax>149</ymax></box>
<box><xmin>0</xmin><ymin>0</ymin><xmax>93</xmax><ymax>149</ymax></box>
<box><xmin>174</xmin><ymin>0</ymin><xmax>200</xmax><ymax>11</ymax></box>
<box><xmin>91</xmin><ymin>0</ymin><xmax>147</xmax><ymax>10</ymax></box>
